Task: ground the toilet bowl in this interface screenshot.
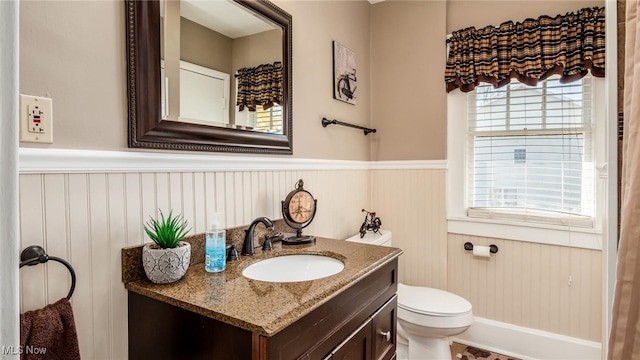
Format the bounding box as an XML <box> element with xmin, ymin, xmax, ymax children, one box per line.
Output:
<box><xmin>346</xmin><ymin>230</ymin><xmax>473</xmax><ymax>360</ymax></box>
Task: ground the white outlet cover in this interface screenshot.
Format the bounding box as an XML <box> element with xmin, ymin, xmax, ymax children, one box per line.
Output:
<box><xmin>20</xmin><ymin>94</ymin><xmax>53</xmax><ymax>143</ymax></box>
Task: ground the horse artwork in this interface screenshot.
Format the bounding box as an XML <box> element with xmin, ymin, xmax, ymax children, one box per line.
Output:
<box><xmin>332</xmin><ymin>41</ymin><xmax>357</xmax><ymax>105</ymax></box>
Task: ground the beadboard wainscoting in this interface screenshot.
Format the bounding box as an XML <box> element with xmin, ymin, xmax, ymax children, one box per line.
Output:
<box><xmin>18</xmin><ymin>150</ymin><xmax>372</xmax><ymax>359</ymax></box>
<box><xmin>371</xmin><ymin>168</ymin><xmax>448</xmax><ymax>290</ymax></box>
<box><xmin>448</xmin><ymin>234</ymin><xmax>603</xmax><ymax>343</ymax></box>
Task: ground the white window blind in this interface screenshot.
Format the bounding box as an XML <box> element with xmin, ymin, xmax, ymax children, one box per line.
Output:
<box><xmin>255</xmin><ymin>105</ymin><xmax>283</xmax><ymax>133</ymax></box>
<box><xmin>467</xmin><ymin>76</ymin><xmax>594</xmax><ymax>227</ymax></box>
<box><xmin>235</xmin><ymin>104</ymin><xmax>283</xmax><ymax>133</ymax></box>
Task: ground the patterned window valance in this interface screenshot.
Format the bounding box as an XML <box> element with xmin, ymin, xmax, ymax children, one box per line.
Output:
<box><xmin>445</xmin><ymin>6</ymin><xmax>605</xmax><ymax>93</ymax></box>
<box><xmin>236</xmin><ymin>61</ymin><xmax>283</xmax><ymax>111</ymax></box>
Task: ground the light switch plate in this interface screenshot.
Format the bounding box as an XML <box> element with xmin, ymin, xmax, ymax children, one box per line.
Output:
<box><xmin>20</xmin><ymin>94</ymin><xmax>53</xmax><ymax>143</ymax></box>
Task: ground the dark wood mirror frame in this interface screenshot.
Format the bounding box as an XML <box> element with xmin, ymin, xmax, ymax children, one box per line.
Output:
<box><xmin>125</xmin><ymin>0</ymin><xmax>293</xmax><ymax>154</ymax></box>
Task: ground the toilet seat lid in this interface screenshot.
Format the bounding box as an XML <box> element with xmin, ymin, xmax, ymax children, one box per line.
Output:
<box><xmin>397</xmin><ymin>284</ymin><xmax>472</xmax><ymax>316</ymax></box>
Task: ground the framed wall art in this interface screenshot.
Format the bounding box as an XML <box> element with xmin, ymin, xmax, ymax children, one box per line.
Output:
<box><xmin>332</xmin><ymin>41</ymin><xmax>357</xmax><ymax>105</ymax></box>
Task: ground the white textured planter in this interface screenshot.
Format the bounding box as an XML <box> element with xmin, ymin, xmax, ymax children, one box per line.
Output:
<box><xmin>142</xmin><ymin>241</ymin><xmax>191</xmax><ymax>284</ymax></box>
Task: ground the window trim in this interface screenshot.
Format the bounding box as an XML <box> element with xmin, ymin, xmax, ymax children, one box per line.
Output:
<box><xmin>447</xmin><ymin>77</ymin><xmax>606</xmax><ymax>250</ymax></box>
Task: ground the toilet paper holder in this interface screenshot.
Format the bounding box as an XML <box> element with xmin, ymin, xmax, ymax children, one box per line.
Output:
<box><xmin>464</xmin><ymin>242</ymin><xmax>499</xmax><ymax>254</ymax></box>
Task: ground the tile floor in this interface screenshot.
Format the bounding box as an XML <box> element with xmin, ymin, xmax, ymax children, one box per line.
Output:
<box><xmin>450</xmin><ymin>342</ymin><xmax>519</xmax><ymax>360</ymax></box>
<box><xmin>397</xmin><ymin>341</ymin><xmax>518</xmax><ymax>360</ymax></box>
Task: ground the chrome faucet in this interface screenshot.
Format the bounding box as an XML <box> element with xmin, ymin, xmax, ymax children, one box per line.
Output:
<box><xmin>241</xmin><ymin>217</ymin><xmax>274</xmax><ymax>256</ymax></box>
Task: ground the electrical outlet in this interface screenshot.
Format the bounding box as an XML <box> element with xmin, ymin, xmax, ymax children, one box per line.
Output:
<box><xmin>20</xmin><ymin>94</ymin><xmax>53</xmax><ymax>143</ymax></box>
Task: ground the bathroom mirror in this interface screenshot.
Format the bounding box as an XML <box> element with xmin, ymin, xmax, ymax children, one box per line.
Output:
<box><xmin>126</xmin><ymin>0</ymin><xmax>293</xmax><ymax>154</ymax></box>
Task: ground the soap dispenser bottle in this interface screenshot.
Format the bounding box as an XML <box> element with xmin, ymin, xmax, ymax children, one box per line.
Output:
<box><xmin>205</xmin><ymin>213</ymin><xmax>226</xmax><ymax>273</ymax></box>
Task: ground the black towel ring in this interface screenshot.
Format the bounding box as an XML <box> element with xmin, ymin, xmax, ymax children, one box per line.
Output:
<box><xmin>19</xmin><ymin>245</ymin><xmax>76</xmax><ymax>300</ymax></box>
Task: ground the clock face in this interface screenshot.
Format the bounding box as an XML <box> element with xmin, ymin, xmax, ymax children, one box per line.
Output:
<box><xmin>288</xmin><ymin>191</ymin><xmax>315</xmax><ymax>223</ymax></box>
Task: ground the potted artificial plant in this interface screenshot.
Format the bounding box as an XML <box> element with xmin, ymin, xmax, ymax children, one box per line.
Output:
<box><xmin>142</xmin><ymin>209</ymin><xmax>192</xmax><ymax>284</ymax></box>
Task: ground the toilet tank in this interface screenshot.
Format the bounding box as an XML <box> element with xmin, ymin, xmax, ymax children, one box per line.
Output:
<box><xmin>346</xmin><ymin>230</ymin><xmax>392</xmax><ymax>247</ymax></box>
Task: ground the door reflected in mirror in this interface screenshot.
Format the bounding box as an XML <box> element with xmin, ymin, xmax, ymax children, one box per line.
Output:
<box><xmin>160</xmin><ymin>0</ymin><xmax>283</xmax><ymax>134</ymax></box>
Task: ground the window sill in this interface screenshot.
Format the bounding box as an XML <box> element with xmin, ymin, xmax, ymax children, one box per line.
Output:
<box><xmin>447</xmin><ymin>216</ymin><xmax>602</xmax><ymax>250</ymax></box>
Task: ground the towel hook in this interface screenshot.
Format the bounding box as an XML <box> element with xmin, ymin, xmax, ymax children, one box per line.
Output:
<box><xmin>19</xmin><ymin>245</ymin><xmax>76</xmax><ymax>300</ymax></box>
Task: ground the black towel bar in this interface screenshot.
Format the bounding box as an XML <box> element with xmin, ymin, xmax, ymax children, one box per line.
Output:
<box><xmin>321</xmin><ymin>117</ymin><xmax>376</xmax><ymax>135</ymax></box>
<box><xmin>19</xmin><ymin>245</ymin><xmax>76</xmax><ymax>300</ymax></box>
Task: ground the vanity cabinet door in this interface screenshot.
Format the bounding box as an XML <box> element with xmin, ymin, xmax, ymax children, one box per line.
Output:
<box><xmin>371</xmin><ymin>295</ymin><xmax>397</xmax><ymax>360</ymax></box>
<box><xmin>328</xmin><ymin>318</ymin><xmax>372</xmax><ymax>360</ymax></box>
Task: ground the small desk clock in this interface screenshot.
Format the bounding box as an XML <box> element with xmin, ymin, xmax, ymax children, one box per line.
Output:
<box><xmin>281</xmin><ymin>179</ymin><xmax>317</xmax><ymax>245</ymax></box>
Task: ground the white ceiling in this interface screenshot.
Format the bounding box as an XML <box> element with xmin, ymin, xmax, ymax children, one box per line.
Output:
<box><xmin>162</xmin><ymin>0</ymin><xmax>278</xmax><ymax>39</ymax></box>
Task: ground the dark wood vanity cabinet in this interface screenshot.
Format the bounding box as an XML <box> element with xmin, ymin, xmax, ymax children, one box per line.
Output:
<box><xmin>323</xmin><ymin>296</ymin><xmax>397</xmax><ymax>360</ymax></box>
<box><xmin>270</xmin><ymin>259</ymin><xmax>397</xmax><ymax>360</ymax></box>
<box><xmin>128</xmin><ymin>258</ymin><xmax>398</xmax><ymax>360</ymax></box>
<box><xmin>326</xmin><ymin>318</ymin><xmax>372</xmax><ymax>360</ymax></box>
<box><xmin>371</xmin><ymin>296</ymin><xmax>397</xmax><ymax>360</ymax></box>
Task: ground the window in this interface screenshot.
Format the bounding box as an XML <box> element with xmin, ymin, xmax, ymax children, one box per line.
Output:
<box><xmin>255</xmin><ymin>105</ymin><xmax>284</xmax><ymax>133</ymax></box>
<box><xmin>447</xmin><ymin>75</ymin><xmax>605</xmax><ymax>249</ymax></box>
<box><xmin>235</xmin><ymin>104</ymin><xmax>283</xmax><ymax>133</ymax></box>
<box><xmin>467</xmin><ymin>76</ymin><xmax>594</xmax><ymax>227</ymax></box>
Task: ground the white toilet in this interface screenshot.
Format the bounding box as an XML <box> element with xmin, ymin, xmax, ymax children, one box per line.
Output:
<box><xmin>346</xmin><ymin>230</ymin><xmax>473</xmax><ymax>360</ymax></box>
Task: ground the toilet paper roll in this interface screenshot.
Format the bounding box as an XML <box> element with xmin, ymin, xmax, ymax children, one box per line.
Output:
<box><xmin>473</xmin><ymin>245</ymin><xmax>491</xmax><ymax>258</ymax></box>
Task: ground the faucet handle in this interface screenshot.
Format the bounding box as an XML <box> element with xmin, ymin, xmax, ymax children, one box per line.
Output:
<box><xmin>262</xmin><ymin>238</ymin><xmax>273</xmax><ymax>251</ymax></box>
<box><xmin>262</xmin><ymin>232</ymin><xmax>281</xmax><ymax>251</ymax></box>
<box><xmin>226</xmin><ymin>244</ymin><xmax>239</xmax><ymax>261</ymax></box>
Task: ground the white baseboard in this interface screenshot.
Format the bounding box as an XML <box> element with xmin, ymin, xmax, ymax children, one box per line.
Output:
<box><xmin>451</xmin><ymin>317</ymin><xmax>602</xmax><ymax>360</ymax></box>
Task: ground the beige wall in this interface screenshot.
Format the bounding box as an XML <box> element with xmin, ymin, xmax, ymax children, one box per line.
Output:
<box><xmin>19</xmin><ymin>0</ymin><xmax>372</xmax><ymax>161</ymax></box>
<box><xmin>19</xmin><ymin>0</ymin><xmax>603</xmax><ymax>160</ymax></box>
<box><xmin>275</xmin><ymin>0</ymin><xmax>372</xmax><ymax>160</ymax></box>
<box><xmin>232</xmin><ymin>29</ymin><xmax>282</xmax><ymax>70</ymax></box>
<box><xmin>20</xmin><ymin>1</ymin><xmax>127</xmax><ymax>150</ymax></box>
<box><xmin>370</xmin><ymin>0</ymin><xmax>447</xmax><ymax>161</ymax></box>
<box><xmin>179</xmin><ymin>20</ymin><xmax>282</xmax><ymax>74</ymax></box>
<box><xmin>180</xmin><ymin>17</ymin><xmax>233</xmax><ymax>74</ymax></box>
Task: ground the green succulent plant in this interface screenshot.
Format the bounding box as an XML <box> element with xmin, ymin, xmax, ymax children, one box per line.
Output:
<box><xmin>144</xmin><ymin>209</ymin><xmax>191</xmax><ymax>249</ymax></box>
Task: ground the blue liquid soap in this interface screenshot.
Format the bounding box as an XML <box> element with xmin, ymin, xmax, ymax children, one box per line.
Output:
<box><xmin>205</xmin><ymin>213</ymin><xmax>226</xmax><ymax>273</ymax></box>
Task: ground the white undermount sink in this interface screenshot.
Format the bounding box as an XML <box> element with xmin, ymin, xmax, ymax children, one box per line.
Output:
<box><xmin>242</xmin><ymin>254</ymin><xmax>344</xmax><ymax>283</ymax></box>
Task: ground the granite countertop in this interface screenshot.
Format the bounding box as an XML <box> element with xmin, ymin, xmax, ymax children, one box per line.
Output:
<box><xmin>122</xmin><ymin>232</ymin><xmax>402</xmax><ymax>337</ymax></box>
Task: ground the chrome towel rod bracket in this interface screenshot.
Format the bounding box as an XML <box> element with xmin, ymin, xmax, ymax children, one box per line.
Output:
<box><xmin>20</xmin><ymin>245</ymin><xmax>76</xmax><ymax>300</ymax></box>
<box><xmin>321</xmin><ymin>117</ymin><xmax>376</xmax><ymax>135</ymax></box>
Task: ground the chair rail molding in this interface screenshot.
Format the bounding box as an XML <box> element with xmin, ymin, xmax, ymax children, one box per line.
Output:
<box><xmin>19</xmin><ymin>148</ymin><xmax>447</xmax><ymax>174</ymax></box>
